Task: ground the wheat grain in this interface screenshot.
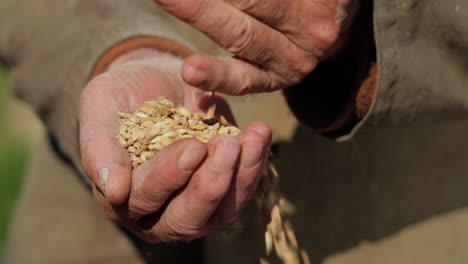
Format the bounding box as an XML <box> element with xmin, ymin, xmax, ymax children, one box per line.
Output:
<box><xmin>117</xmin><ymin>97</ymin><xmax>310</xmax><ymax>263</ymax></box>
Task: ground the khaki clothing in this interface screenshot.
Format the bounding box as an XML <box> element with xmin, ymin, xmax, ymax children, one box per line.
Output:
<box><xmin>1</xmin><ymin>0</ymin><xmax>468</xmax><ymax>263</ymax></box>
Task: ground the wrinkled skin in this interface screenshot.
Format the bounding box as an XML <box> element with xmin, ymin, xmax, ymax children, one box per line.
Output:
<box><xmin>79</xmin><ymin>49</ymin><xmax>272</xmax><ymax>243</ymax></box>
<box><xmin>154</xmin><ymin>0</ymin><xmax>358</xmax><ymax>94</ymax></box>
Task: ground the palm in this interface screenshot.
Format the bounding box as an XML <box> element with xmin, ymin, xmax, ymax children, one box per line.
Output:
<box><xmin>79</xmin><ymin>55</ymin><xmax>270</xmax><ymax>244</ymax></box>
<box><xmin>102</xmin><ymin>60</ymin><xmax>199</xmax><ymax>115</ymax></box>
<box><xmin>95</xmin><ymin>59</ymin><xmax>233</xmax><ymax>125</ymax></box>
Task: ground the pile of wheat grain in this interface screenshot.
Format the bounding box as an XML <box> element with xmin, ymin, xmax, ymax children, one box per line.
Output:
<box><xmin>117</xmin><ymin>97</ymin><xmax>310</xmax><ymax>264</ymax></box>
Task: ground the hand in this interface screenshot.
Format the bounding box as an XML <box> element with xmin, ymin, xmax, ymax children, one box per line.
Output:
<box><xmin>79</xmin><ymin>49</ymin><xmax>272</xmax><ymax>243</ymax></box>
<box><xmin>154</xmin><ymin>0</ymin><xmax>358</xmax><ymax>95</ymax></box>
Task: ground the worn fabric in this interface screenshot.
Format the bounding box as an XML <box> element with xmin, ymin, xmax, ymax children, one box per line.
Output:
<box><xmin>4</xmin><ymin>138</ymin><xmax>143</xmax><ymax>264</ymax></box>
<box><xmin>348</xmin><ymin>0</ymin><xmax>468</xmax><ymax>140</ymax></box>
<box><xmin>0</xmin><ymin>0</ymin><xmax>194</xmax><ymax>179</ymax></box>
<box><xmin>284</xmin><ymin>0</ymin><xmax>468</xmax><ymax>141</ymax></box>
<box><xmin>283</xmin><ymin>0</ymin><xmax>376</xmax><ymax>134</ymax></box>
<box><xmin>2</xmin><ymin>0</ymin><xmax>468</xmax><ymax>263</ymax></box>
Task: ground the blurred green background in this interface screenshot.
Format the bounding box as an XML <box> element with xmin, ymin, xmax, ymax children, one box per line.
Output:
<box><xmin>0</xmin><ymin>69</ymin><xmax>30</xmax><ymax>260</ymax></box>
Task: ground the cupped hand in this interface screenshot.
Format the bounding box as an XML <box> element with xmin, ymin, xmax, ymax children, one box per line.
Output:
<box><xmin>79</xmin><ymin>49</ymin><xmax>272</xmax><ymax>243</ymax></box>
<box><xmin>153</xmin><ymin>0</ymin><xmax>358</xmax><ymax>95</ymax></box>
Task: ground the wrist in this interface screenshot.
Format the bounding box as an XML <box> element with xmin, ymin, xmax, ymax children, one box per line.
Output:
<box><xmin>90</xmin><ymin>36</ymin><xmax>193</xmax><ymax>79</ymax></box>
<box><xmin>108</xmin><ymin>48</ymin><xmax>167</xmax><ymax>69</ymax></box>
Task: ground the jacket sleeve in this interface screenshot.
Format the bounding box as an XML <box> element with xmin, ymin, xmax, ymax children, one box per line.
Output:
<box><xmin>0</xmin><ymin>0</ymin><xmax>193</xmax><ymax>174</ymax></box>
<box><xmin>284</xmin><ymin>0</ymin><xmax>468</xmax><ymax>141</ymax></box>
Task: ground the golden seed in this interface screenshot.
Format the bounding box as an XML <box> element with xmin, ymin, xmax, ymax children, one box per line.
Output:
<box><xmin>116</xmin><ymin>97</ymin><xmax>308</xmax><ymax>264</ymax></box>
<box><xmin>193</xmin><ymin>113</ymin><xmax>203</xmax><ymax>120</ymax></box>
<box><xmin>265</xmin><ymin>231</ymin><xmax>273</xmax><ymax>256</ymax></box>
<box><xmin>162</xmin><ymin>131</ymin><xmax>176</xmax><ymax>138</ymax></box>
<box><xmin>177</xmin><ymin>107</ymin><xmax>192</xmax><ymax>118</ymax></box>
<box><xmin>193</xmin><ymin>123</ymin><xmax>208</xmax><ymax>131</ymax></box>
<box><xmin>278</xmin><ymin>198</ymin><xmax>296</xmax><ymax>215</ymax></box>
<box><xmin>135</xmin><ymin>112</ymin><xmax>148</xmax><ymax>118</ymax></box>
<box><xmin>195</xmin><ymin>135</ymin><xmax>209</xmax><ymax>143</ymax></box>
<box><xmin>209</xmin><ymin>123</ymin><xmax>220</xmax><ymax>130</ymax></box>
<box><xmin>148</xmin><ymin>143</ymin><xmax>164</xmax><ymax>151</ymax></box>
<box><xmin>160</xmin><ymin>137</ymin><xmax>173</xmax><ymax>146</ymax></box>
<box><xmin>128</xmin><ymin>146</ymin><xmax>137</xmax><ymax>153</ymax></box>
<box><xmin>228</xmin><ymin>126</ymin><xmax>241</xmax><ymax>136</ymax></box>
<box><xmin>218</xmin><ymin>127</ymin><xmax>230</xmax><ymax>134</ymax></box>
<box><xmin>150</xmin><ymin>136</ymin><xmax>162</xmax><ymax>144</ymax></box>
<box><xmin>117</xmin><ymin>135</ymin><xmax>127</xmax><ymax>147</ymax></box>
<box><xmin>284</xmin><ymin>221</ymin><xmax>298</xmax><ymax>248</ymax></box>
<box><xmin>220</xmin><ymin>115</ymin><xmax>229</xmax><ymax>125</ymax></box>
<box><xmin>206</xmin><ymin>104</ymin><xmax>216</xmax><ymax>119</ymax></box>
<box><xmin>300</xmin><ymin>250</ymin><xmax>311</xmax><ymax>264</ymax></box>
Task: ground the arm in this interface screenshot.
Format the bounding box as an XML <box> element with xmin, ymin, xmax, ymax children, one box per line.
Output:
<box><xmin>287</xmin><ymin>0</ymin><xmax>468</xmax><ymax>139</ymax></box>
<box><xmin>283</xmin><ymin>0</ymin><xmax>376</xmax><ymax>138</ymax></box>
<box><xmin>154</xmin><ymin>0</ymin><xmax>468</xmax><ymax>139</ymax></box>
<box><xmin>0</xmin><ymin>0</ymin><xmax>193</xmax><ymax>172</ymax></box>
<box><xmin>0</xmin><ymin>0</ymin><xmax>272</xmax><ymax>243</ymax></box>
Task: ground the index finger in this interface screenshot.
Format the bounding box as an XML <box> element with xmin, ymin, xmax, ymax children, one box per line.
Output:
<box><xmin>128</xmin><ymin>139</ymin><xmax>207</xmax><ymax>220</ymax></box>
<box><xmin>153</xmin><ymin>0</ymin><xmax>311</xmax><ymax>90</ymax></box>
<box><xmin>149</xmin><ymin>135</ymin><xmax>241</xmax><ymax>241</ymax></box>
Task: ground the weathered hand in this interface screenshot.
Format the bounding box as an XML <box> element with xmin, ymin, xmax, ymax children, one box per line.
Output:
<box><xmin>79</xmin><ymin>49</ymin><xmax>272</xmax><ymax>243</ymax></box>
<box><xmin>154</xmin><ymin>0</ymin><xmax>358</xmax><ymax>95</ymax></box>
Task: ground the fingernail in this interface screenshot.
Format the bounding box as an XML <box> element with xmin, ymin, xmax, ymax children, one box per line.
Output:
<box><xmin>99</xmin><ymin>167</ymin><xmax>109</xmax><ymax>194</ymax></box>
<box><xmin>184</xmin><ymin>65</ymin><xmax>208</xmax><ymax>86</ymax></box>
<box><xmin>210</xmin><ymin>137</ymin><xmax>239</xmax><ymax>172</ymax></box>
<box><xmin>178</xmin><ymin>144</ymin><xmax>206</xmax><ymax>173</ymax></box>
<box><xmin>241</xmin><ymin>142</ymin><xmax>265</xmax><ymax>169</ymax></box>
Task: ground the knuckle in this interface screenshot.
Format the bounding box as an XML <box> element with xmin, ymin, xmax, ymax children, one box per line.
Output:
<box><xmin>293</xmin><ymin>57</ymin><xmax>316</xmax><ymax>78</ymax></box>
<box><xmin>165</xmin><ymin>216</ymin><xmax>201</xmax><ymax>240</ymax></box>
<box><xmin>239</xmin><ymin>176</ymin><xmax>258</xmax><ymax>198</ymax></box>
<box><xmin>130</xmin><ymin>189</ymin><xmax>162</xmax><ymax>216</ymax></box>
<box><xmin>237</xmin><ymin>173</ymin><xmax>261</xmax><ymax>197</ymax></box>
<box><xmin>233</xmin><ymin>0</ymin><xmax>266</xmax><ymax>17</ymax></box>
<box><xmin>230</xmin><ymin>0</ymin><xmax>284</xmax><ymax>25</ymax></box>
<box><xmin>235</xmin><ymin>71</ymin><xmax>270</xmax><ymax>95</ymax></box>
<box><xmin>228</xmin><ymin>0</ymin><xmax>254</xmax><ymax>10</ymax></box>
<box><xmin>105</xmin><ymin>186</ymin><xmax>129</xmax><ymax>206</ymax></box>
<box><xmin>268</xmin><ymin>73</ymin><xmax>287</xmax><ymax>91</ymax></box>
<box><xmin>236</xmin><ymin>75</ymin><xmax>254</xmax><ymax>95</ymax></box>
<box><xmin>199</xmin><ymin>186</ymin><xmax>224</xmax><ymax>206</ymax></box>
<box><xmin>129</xmin><ymin>198</ymin><xmax>154</xmax><ymax>217</ymax></box>
<box><xmin>285</xmin><ymin>54</ymin><xmax>316</xmax><ymax>85</ymax></box>
<box><xmin>168</xmin><ymin>173</ymin><xmax>188</xmax><ymax>189</ymax></box>
<box><xmin>242</xmin><ymin>130</ymin><xmax>267</xmax><ymax>145</ymax></box>
<box><xmin>181</xmin><ymin>0</ymin><xmax>207</xmax><ymax>24</ymax></box>
<box><xmin>310</xmin><ymin>22</ymin><xmax>341</xmax><ymax>52</ymax></box>
<box><xmin>225</xmin><ymin>18</ymin><xmax>256</xmax><ymax>55</ymax></box>
<box><xmin>268</xmin><ymin>74</ymin><xmax>288</xmax><ymax>91</ymax></box>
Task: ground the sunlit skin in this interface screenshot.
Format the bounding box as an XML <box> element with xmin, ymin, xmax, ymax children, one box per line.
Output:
<box><xmin>154</xmin><ymin>0</ymin><xmax>358</xmax><ymax>95</ymax></box>
<box><xmin>79</xmin><ymin>49</ymin><xmax>272</xmax><ymax>243</ymax></box>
